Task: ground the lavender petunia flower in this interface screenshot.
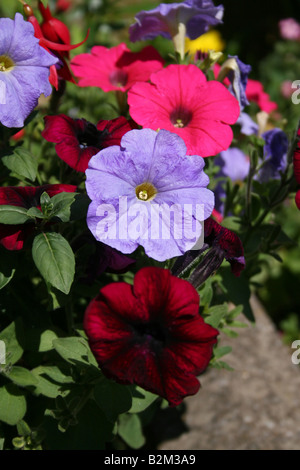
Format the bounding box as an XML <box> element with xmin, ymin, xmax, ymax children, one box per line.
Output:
<box><xmin>85</xmin><ymin>129</ymin><xmax>214</xmax><ymax>262</ymax></box>
<box><xmin>0</xmin><ymin>13</ymin><xmax>58</xmax><ymax>128</ymax></box>
<box><xmin>256</xmin><ymin>128</ymin><xmax>289</xmax><ymax>183</ymax></box>
<box><xmin>129</xmin><ymin>0</ymin><xmax>224</xmax><ymax>43</ymax></box>
<box><xmin>236</xmin><ymin>112</ymin><xmax>259</xmax><ymax>136</ymax></box>
<box><xmin>214</xmin><ymin>148</ymin><xmax>250</xmax><ymax>214</ymax></box>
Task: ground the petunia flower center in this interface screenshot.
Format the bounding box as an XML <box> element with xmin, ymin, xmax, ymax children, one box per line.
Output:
<box><xmin>78</xmin><ymin>122</ymin><xmax>110</xmax><ymax>149</ymax></box>
<box><xmin>109</xmin><ymin>69</ymin><xmax>128</xmax><ymax>88</ymax></box>
<box><xmin>170</xmin><ymin>107</ymin><xmax>193</xmax><ymax>128</ymax></box>
<box><xmin>0</xmin><ymin>55</ymin><xmax>15</xmax><ymax>72</ymax></box>
<box><xmin>132</xmin><ymin>321</ymin><xmax>168</xmax><ymax>347</ymax></box>
<box><xmin>135</xmin><ymin>182</ymin><xmax>157</xmax><ymax>201</ymax></box>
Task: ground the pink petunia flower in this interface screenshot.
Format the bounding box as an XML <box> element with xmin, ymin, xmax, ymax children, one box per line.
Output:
<box><xmin>127</xmin><ymin>64</ymin><xmax>240</xmax><ymax>157</ymax></box>
<box><xmin>70</xmin><ymin>43</ymin><xmax>164</xmax><ymax>92</ymax></box>
<box><xmin>42</xmin><ymin>114</ymin><xmax>136</xmax><ymax>172</ymax></box>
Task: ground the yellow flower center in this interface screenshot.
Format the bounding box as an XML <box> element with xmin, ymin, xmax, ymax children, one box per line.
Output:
<box><xmin>0</xmin><ymin>55</ymin><xmax>15</xmax><ymax>72</ymax></box>
<box><xmin>135</xmin><ymin>182</ymin><xmax>157</xmax><ymax>201</ymax></box>
<box><xmin>174</xmin><ymin>119</ymin><xmax>184</xmax><ymax>128</ymax></box>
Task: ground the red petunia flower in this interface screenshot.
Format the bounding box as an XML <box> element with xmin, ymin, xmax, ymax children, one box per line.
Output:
<box><xmin>245</xmin><ymin>79</ymin><xmax>277</xmax><ymax>113</ymax></box>
<box><xmin>70</xmin><ymin>43</ymin><xmax>164</xmax><ymax>92</ymax></box>
<box><xmin>0</xmin><ymin>184</ymin><xmax>76</xmax><ymax>251</ymax></box>
<box><xmin>127</xmin><ymin>64</ymin><xmax>240</xmax><ymax>157</ymax></box>
<box><xmin>42</xmin><ymin>114</ymin><xmax>136</xmax><ymax>172</ymax></box>
<box><xmin>293</xmin><ymin>126</ymin><xmax>300</xmax><ymax>210</ymax></box>
<box><xmin>23</xmin><ymin>2</ymin><xmax>89</xmax><ymax>89</ymax></box>
<box><xmin>84</xmin><ymin>266</ymin><xmax>219</xmax><ymax>406</ymax></box>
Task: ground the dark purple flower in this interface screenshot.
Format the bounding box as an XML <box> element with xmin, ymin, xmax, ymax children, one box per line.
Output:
<box><xmin>172</xmin><ymin>218</ymin><xmax>245</xmax><ymax>287</ymax></box>
<box><xmin>227</xmin><ymin>55</ymin><xmax>251</xmax><ymax>111</ymax></box>
<box><xmin>129</xmin><ymin>0</ymin><xmax>224</xmax><ymax>43</ymax></box>
<box><xmin>256</xmin><ymin>128</ymin><xmax>289</xmax><ymax>183</ymax></box>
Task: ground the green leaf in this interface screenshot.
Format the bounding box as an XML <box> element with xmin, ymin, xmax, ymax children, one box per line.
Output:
<box><xmin>118</xmin><ymin>414</ymin><xmax>145</xmax><ymax>449</ymax></box>
<box><xmin>94</xmin><ymin>380</ymin><xmax>132</xmax><ymax>422</ymax></box>
<box><xmin>17</xmin><ymin>420</ymin><xmax>31</xmax><ymax>437</ymax></box>
<box><xmin>0</xmin><ymin>384</ymin><xmax>27</xmax><ymax>425</ymax></box>
<box><xmin>53</xmin><ymin>337</ymin><xmax>99</xmax><ymax>368</ymax></box>
<box><xmin>0</xmin><ymin>318</ymin><xmax>25</xmax><ymax>365</ymax></box>
<box><xmin>32</xmin><ymin>232</ymin><xmax>75</xmax><ymax>294</ymax></box>
<box><xmin>221</xmin><ymin>267</ymin><xmax>255</xmax><ymax>322</ymax></box>
<box><xmin>0</xmin><ymin>205</ymin><xmax>32</xmax><ymax>224</ymax></box>
<box><xmin>27</xmin><ymin>207</ymin><xmax>45</xmax><ymax>219</ymax></box>
<box><xmin>2</xmin><ymin>148</ymin><xmax>38</xmax><ymax>182</ymax></box>
<box><xmin>213</xmin><ymin>345</ymin><xmax>232</xmax><ymax>359</ymax></box>
<box><xmin>4</xmin><ymin>366</ymin><xmax>38</xmax><ymax>387</ymax></box>
<box><xmin>0</xmin><ymin>246</ymin><xmax>16</xmax><ymax>290</ymax></box>
<box><xmin>205</xmin><ymin>304</ymin><xmax>228</xmax><ymax>328</ymax></box>
<box><xmin>129</xmin><ymin>386</ymin><xmax>158</xmax><ymax>414</ymax></box>
<box><xmin>31</xmin><ymin>366</ymin><xmax>68</xmax><ymax>398</ymax></box>
<box><xmin>48</xmin><ymin>192</ymin><xmax>77</xmax><ymax>222</ymax></box>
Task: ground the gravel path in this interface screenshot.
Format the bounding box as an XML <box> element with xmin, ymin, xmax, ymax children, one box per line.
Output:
<box><xmin>158</xmin><ymin>297</ymin><xmax>300</xmax><ymax>450</ymax></box>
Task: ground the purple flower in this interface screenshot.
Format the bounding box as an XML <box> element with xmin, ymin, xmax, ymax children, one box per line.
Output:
<box><xmin>227</xmin><ymin>55</ymin><xmax>251</xmax><ymax>110</ymax></box>
<box><xmin>129</xmin><ymin>0</ymin><xmax>224</xmax><ymax>43</ymax></box>
<box><xmin>85</xmin><ymin>129</ymin><xmax>214</xmax><ymax>262</ymax></box>
<box><xmin>0</xmin><ymin>13</ymin><xmax>58</xmax><ymax>128</ymax></box>
<box><xmin>256</xmin><ymin>128</ymin><xmax>289</xmax><ymax>183</ymax></box>
<box><xmin>236</xmin><ymin>112</ymin><xmax>259</xmax><ymax>136</ymax></box>
<box><xmin>214</xmin><ymin>148</ymin><xmax>250</xmax><ymax>213</ymax></box>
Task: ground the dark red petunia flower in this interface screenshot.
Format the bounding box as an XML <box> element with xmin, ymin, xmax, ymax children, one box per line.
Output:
<box><xmin>23</xmin><ymin>2</ymin><xmax>89</xmax><ymax>89</ymax></box>
<box><xmin>84</xmin><ymin>267</ymin><xmax>219</xmax><ymax>406</ymax></box>
<box><xmin>0</xmin><ymin>184</ymin><xmax>76</xmax><ymax>251</ymax></box>
<box><xmin>42</xmin><ymin>114</ymin><xmax>136</xmax><ymax>172</ymax></box>
<box><xmin>172</xmin><ymin>218</ymin><xmax>245</xmax><ymax>287</ymax></box>
<box><xmin>293</xmin><ymin>126</ymin><xmax>300</xmax><ymax>210</ymax></box>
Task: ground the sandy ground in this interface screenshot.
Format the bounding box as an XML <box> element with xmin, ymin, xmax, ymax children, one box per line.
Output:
<box><xmin>157</xmin><ymin>297</ymin><xmax>300</xmax><ymax>450</ymax></box>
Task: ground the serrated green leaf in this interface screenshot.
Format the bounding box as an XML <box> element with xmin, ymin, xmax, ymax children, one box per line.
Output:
<box><xmin>221</xmin><ymin>328</ymin><xmax>239</xmax><ymax>338</ymax></box>
<box><xmin>0</xmin><ymin>384</ymin><xmax>27</xmax><ymax>425</ymax></box>
<box><xmin>32</xmin><ymin>232</ymin><xmax>75</xmax><ymax>294</ymax></box>
<box><xmin>94</xmin><ymin>380</ymin><xmax>132</xmax><ymax>422</ymax></box>
<box><xmin>4</xmin><ymin>366</ymin><xmax>38</xmax><ymax>387</ymax></box>
<box><xmin>3</xmin><ymin>148</ymin><xmax>38</xmax><ymax>182</ymax></box>
<box><xmin>0</xmin><ymin>205</ymin><xmax>32</xmax><ymax>224</ymax></box>
<box><xmin>118</xmin><ymin>413</ymin><xmax>145</xmax><ymax>449</ymax></box>
<box><xmin>129</xmin><ymin>386</ymin><xmax>158</xmax><ymax>414</ymax></box>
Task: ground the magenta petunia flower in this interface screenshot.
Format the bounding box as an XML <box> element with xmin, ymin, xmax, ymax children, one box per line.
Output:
<box><xmin>127</xmin><ymin>64</ymin><xmax>240</xmax><ymax>157</ymax></box>
<box><xmin>0</xmin><ymin>13</ymin><xmax>58</xmax><ymax>128</ymax></box>
<box><xmin>42</xmin><ymin>114</ymin><xmax>136</xmax><ymax>172</ymax></box>
<box><xmin>70</xmin><ymin>43</ymin><xmax>164</xmax><ymax>92</ymax></box>
<box><xmin>84</xmin><ymin>266</ymin><xmax>219</xmax><ymax>406</ymax></box>
<box><xmin>85</xmin><ymin>128</ymin><xmax>214</xmax><ymax>262</ymax></box>
<box><xmin>0</xmin><ymin>184</ymin><xmax>76</xmax><ymax>251</ymax></box>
